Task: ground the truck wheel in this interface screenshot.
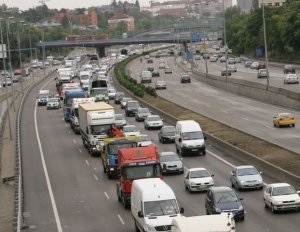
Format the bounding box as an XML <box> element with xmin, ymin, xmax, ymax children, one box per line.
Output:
<box><xmin>82</xmin><ymin>138</ymin><xmax>87</xmax><ymax>148</ymax></box>
<box><xmin>122</xmin><ymin>193</ymin><xmax>129</xmax><ymax>209</ymax></box>
<box><xmin>134</xmin><ymin>220</ymin><xmax>140</xmax><ymax>232</ymax></box>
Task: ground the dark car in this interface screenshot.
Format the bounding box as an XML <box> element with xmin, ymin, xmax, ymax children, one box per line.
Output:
<box><xmin>152</xmin><ymin>70</ymin><xmax>160</xmax><ymax>77</ymax></box>
<box><xmin>125</xmin><ymin>100</ymin><xmax>140</xmax><ymax>116</ymax></box>
<box><xmin>114</xmin><ymin>92</ymin><xmax>126</xmax><ymax>104</ymax></box>
<box><xmin>205</xmin><ymin>186</ymin><xmax>245</xmax><ymax>221</ymax></box>
<box><xmin>135</xmin><ymin>108</ymin><xmax>151</xmax><ymax>122</ymax></box>
<box><xmin>147</xmin><ymin>66</ymin><xmax>154</xmax><ymax>72</ymax></box>
<box><xmin>221</xmin><ymin>68</ymin><xmax>231</xmax><ymax>76</ymax></box>
<box><xmin>159</xmin><ymin>151</ymin><xmax>183</xmax><ymax>175</ymax></box>
<box><xmin>155</xmin><ymin>54</ymin><xmax>160</xmax><ymax>58</ymax></box>
<box><xmin>283</xmin><ymin>65</ymin><xmax>295</xmax><ymax>74</ymax></box>
<box><xmin>158</xmin><ymin>126</ymin><xmax>176</xmax><ymax>143</ymax></box>
<box><xmin>203</xmin><ymin>54</ymin><xmax>210</xmax><ymax>59</ymax></box>
<box><xmin>180</xmin><ymin>75</ymin><xmax>191</xmax><ymax>83</ymax></box>
<box><xmin>147</xmin><ymin>59</ymin><xmax>153</xmax><ymax>64</ymax></box>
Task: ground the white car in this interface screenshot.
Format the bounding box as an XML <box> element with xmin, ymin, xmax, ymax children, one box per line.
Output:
<box><xmin>284</xmin><ymin>74</ymin><xmax>299</xmax><ymax>84</ymax></box>
<box><xmin>122</xmin><ymin>125</ymin><xmax>140</xmax><ymax>137</ymax></box>
<box><xmin>144</xmin><ymin>115</ymin><xmax>163</xmax><ymax>130</ymax></box>
<box><xmin>137</xmin><ymin>134</ymin><xmax>153</xmax><ymax>147</ymax></box>
<box><xmin>108</xmin><ymin>88</ymin><xmax>116</xmax><ymax>99</ymax></box>
<box><xmin>263</xmin><ymin>183</ymin><xmax>300</xmax><ymax>213</ymax></box>
<box><xmin>144</xmin><ymin>55</ymin><xmax>150</xmax><ymax>59</ymax></box>
<box><xmin>228</xmin><ymin>65</ymin><xmax>237</xmax><ymax>72</ymax></box>
<box><xmin>251</xmin><ymin>62</ymin><xmax>259</xmax><ymax>69</ymax></box>
<box><xmin>184</xmin><ymin>168</ymin><xmax>214</xmax><ymax>193</ymax></box>
<box><xmin>115</xmin><ymin>114</ymin><xmax>127</xmax><ymax>129</ymax></box>
<box><xmin>120</xmin><ymin>98</ymin><xmax>132</xmax><ymax>109</ymax></box>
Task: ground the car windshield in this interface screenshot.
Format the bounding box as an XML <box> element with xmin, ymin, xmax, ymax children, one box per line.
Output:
<box><xmin>280</xmin><ymin>113</ymin><xmax>291</xmax><ymax>117</ymax></box>
<box><xmin>138</xmin><ymin>135</ymin><xmax>151</xmax><ymax>142</ymax></box>
<box><xmin>237</xmin><ymin>168</ymin><xmax>258</xmax><ymax>176</ymax></box>
<box><xmin>162</xmin><ymin>127</ymin><xmax>175</xmax><ymax>133</ymax></box>
<box><xmin>80</xmin><ymin>75</ymin><xmax>89</xmax><ymax>80</ymax></box>
<box><xmin>123</xmin><ymin>126</ymin><xmax>138</xmax><ymax>132</ymax></box>
<box><xmin>144</xmin><ymin>199</ymin><xmax>179</xmax><ymax>217</ymax></box>
<box><xmin>122</xmin><ymin>98</ymin><xmax>132</xmax><ymax>103</ymax></box>
<box><xmin>38</xmin><ymin>94</ymin><xmax>49</xmax><ymax>98</ymax></box>
<box><xmin>48</xmin><ymin>98</ymin><xmax>59</xmax><ymax>103</ymax></box>
<box><xmin>147</xmin><ymin>116</ymin><xmax>161</xmax><ymax>121</ymax></box>
<box><xmin>182</xmin><ymin>131</ymin><xmax>204</xmax><ymax>140</ymax></box>
<box><xmin>157</xmin><ymin>81</ymin><xmax>165</xmax><ymax>84</ymax></box>
<box><xmin>160</xmin><ymin>154</ymin><xmax>180</xmax><ymax>162</ymax></box>
<box><xmin>116</xmin><ymin>93</ymin><xmax>125</xmax><ymax>98</ymax></box>
<box><xmin>108</xmin><ymin>143</ymin><xmax>136</xmax><ymax>154</ymax></box>
<box><xmin>215</xmin><ymin>191</ymin><xmax>239</xmax><ymax>203</ymax></box>
<box><xmin>91</xmin><ymin>89</ymin><xmax>107</xmax><ymax>95</ymax></box>
<box><xmin>115</xmin><ymin>114</ymin><xmax>124</xmax><ymax>120</ymax></box>
<box><xmin>90</xmin><ymin>124</ymin><xmax>111</xmax><ymax>135</ymax></box>
<box><xmin>138</xmin><ymin>109</ymin><xmax>150</xmax><ymax>113</ymax></box>
<box><xmin>190</xmin><ymin>170</ymin><xmax>210</xmax><ymax>178</ymax></box>
<box><xmin>288</xmin><ymin>74</ymin><xmax>297</xmax><ymax>78</ymax></box>
<box><xmin>260</xmin><ymin>69</ymin><xmax>267</xmax><ymax>73</ymax></box>
<box><xmin>127</xmin><ymin>102</ymin><xmax>139</xmax><ymax>108</ymax></box>
<box><xmin>272</xmin><ymin>186</ymin><xmax>296</xmax><ymax>196</ymax></box>
<box><xmin>182</xmin><ymin>76</ymin><xmax>190</xmax><ymax>80</ymax></box>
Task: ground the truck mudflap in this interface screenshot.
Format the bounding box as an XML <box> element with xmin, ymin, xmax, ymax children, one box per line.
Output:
<box><xmin>116</xmin><ymin>182</ymin><xmax>131</xmax><ymax>208</ymax></box>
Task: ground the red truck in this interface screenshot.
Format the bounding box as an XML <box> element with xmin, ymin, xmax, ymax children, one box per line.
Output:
<box><xmin>116</xmin><ymin>145</ymin><xmax>162</xmax><ymax>208</ymax></box>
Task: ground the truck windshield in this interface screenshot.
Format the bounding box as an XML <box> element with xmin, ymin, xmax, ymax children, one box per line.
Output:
<box><xmin>38</xmin><ymin>94</ymin><xmax>49</xmax><ymax>98</ymax></box>
<box><xmin>91</xmin><ymin>88</ymin><xmax>107</xmax><ymax>95</ymax></box>
<box><xmin>108</xmin><ymin>143</ymin><xmax>136</xmax><ymax>154</ymax></box>
<box><xmin>144</xmin><ymin>199</ymin><xmax>179</xmax><ymax>217</ymax></box>
<box><xmin>90</xmin><ymin>124</ymin><xmax>111</xmax><ymax>135</ymax></box>
<box><xmin>80</xmin><ymin>75</ymin><xmax>89</xmax><ymax>80</ymax></box>
<box><xmin>122</xmin><ymin>164</ymin><xmax>161</xmax><ymax>180</ymax></box>
<box><xmin>182</xmin><ymin>131</ymin><xmax>204</xmax><ymax>140</ymax></box>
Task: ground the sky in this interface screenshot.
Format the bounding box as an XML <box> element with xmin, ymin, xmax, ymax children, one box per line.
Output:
<box><xmin>8</xmin><ymin>0</ymin><xmax>236</xmax><ymax>12</ymax></box>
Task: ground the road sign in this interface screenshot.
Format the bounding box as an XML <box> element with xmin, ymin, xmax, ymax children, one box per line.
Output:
<box><xmin>186</xmin><ymin>52</ymin><xmax>193</xmax><ymax>60</ymax></box>
<box><xmin>256</xmin><ymin>48</ymin><xmax>263</xmax><ymax>57</ymax></box>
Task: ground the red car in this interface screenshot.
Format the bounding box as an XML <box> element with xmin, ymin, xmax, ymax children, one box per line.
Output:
<box><xmin>14</xmin><ymin>70</ymin><xmax>21</xmax><ymax>75</ymax></box>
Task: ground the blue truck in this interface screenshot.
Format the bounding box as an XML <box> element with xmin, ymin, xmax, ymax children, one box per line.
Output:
<box><xmin>64</xmin><ymin>90</ymin><xmax>85</xmax><ymax>122</ymax></box>
<box><xmin>101</xmin><ymin>137</ymin><xmax>138</xmax><ymax>179</ymax></box>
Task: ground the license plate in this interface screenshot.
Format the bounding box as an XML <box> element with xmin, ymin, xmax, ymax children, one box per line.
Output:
<box><xmin>169</xmin><ymin>168</ymin><xmax>176</xmax><ymax>170</ymax></box>
<box><xmin>192</xmin><ymin>149</ymin><xmax>198</xmax><ymax>151</ymax></box>
<box><xmin>153</xmin><ymin>123</ymin><xmax>159</xmax><ymax>125</ymax></box>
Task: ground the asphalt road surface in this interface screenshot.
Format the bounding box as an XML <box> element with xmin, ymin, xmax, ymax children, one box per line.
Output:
<box><xmin>128</xmin><ymin>55</ymin><xmax>300</xmax><ymax>155</ymax></box>
<box><xmin>20</xmin><ymin>61</ymin><xmax>299</xmax><ymax>231</ymax></box>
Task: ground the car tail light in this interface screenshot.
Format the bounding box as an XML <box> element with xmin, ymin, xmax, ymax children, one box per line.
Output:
<box><xmin>279</xmin><ymin>118</ymin><xmax>283</xmax><ymax>121</ymax></box>
<box><xmin>291</xmin><ymin>117</ymin><xmax>294</xmax><ymax>120</ymax></box>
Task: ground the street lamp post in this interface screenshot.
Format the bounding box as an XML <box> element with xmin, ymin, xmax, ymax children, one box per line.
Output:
<box><xmin>197</xmin><ymin>2</ymin><xmax>208</xmax><ymax>77</ymax></box>
<box><xmin>17</xmin><ymin>20</ymin><xmax>24</xmax><ymax>95</ymax></box>
<box><xmin>262</xmin><ymin>0</ymin><xmax>269</xmax><ymax>90</ymax></box>
<box><xmin>6</xmin><ymin>21</ymin><xmax>16</xmax><ymax>112</ymax></box>
<box><xmin>0</xmin><ymin>18</ymin><xmax>13</xmax><ymax>140</ymax></box>
<box><xmin>223</xmin><ymin>0</ymin><xmax>228</xmax><ymax>81</ymax></box>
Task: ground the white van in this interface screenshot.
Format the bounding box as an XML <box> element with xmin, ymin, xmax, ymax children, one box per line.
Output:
<box><xmin>140</xmin><ymin>71</ymin><xmax>152</xmax><ymax>83</ymax></box>
<box><xmin>79</xmin><ymin>71</ymin><xmax>91</xmax><ymax>90</ymax></box>
<box><xmin>175</xmin><ymin>120</ymin><xmax>206</xmax><ymax>156</ymax></box>
<box><xmin>171</xmin><ymin>213</ymin><xmax>235</xmax><ymax>232</ymax></box>
<box><xmin>131</xmin><ymin>178</ymin><xmax>184</xmax><ymax>232</ymax></box>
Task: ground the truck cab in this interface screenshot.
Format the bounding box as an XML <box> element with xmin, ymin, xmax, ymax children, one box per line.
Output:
<box><xmin>37</xmin><ymin>90</ymin><xmax>50</xmax><ymax>106</ymax></box>
<box><xmin>64</xmin><ymin>90</ymin><xmax>85</xmax><ymax>121</ymax></box>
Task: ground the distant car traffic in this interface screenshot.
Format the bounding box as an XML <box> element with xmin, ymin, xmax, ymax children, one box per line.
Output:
<box><xmin>114</xmin><ymin>92</ymin><xmax>126</xmax><ymax>104</ymax></box>
<box><xmin>257</xmin><ymin>69</ymin><xmax>268</xmax><ymax>78</ymax></box>
<box><xmin>147</xmin><ymin>59</ymin><xmax>153</xmax><ymax>63</ymax></box>
<box><xmin>155</xmin><ymin>80</ymin><xmax>166</xmax><ymax>89</ymax></box>
<box><xmin>165</xmin><ymin>67</ymin><xmax>172</xmax><ymax>74</ymax></box>
<box><xmin>228</xmin><ymin>58</ymin><xmax>235</xmax><ymax>64</ymax></box>
<box><xmin>210</xmin><ymin>57</ymin><xmax>217</xmax><ymax>62</ymax></box>
<box><xmin>251</xmin><ymin>62</ymin><xmax>259</xmax><ymax>69</ymax></box>
<box><xmin>135</xmin><ymin>108</ymin><xmax>151</xmax><ymax>122</ymax></box>
<box><xmin>47</xmin><ymin>98</ymin><xmax>61</xmax><ymax>110</ymax></box>
<box><xmin>283</xmin><ymin>65</ymin><xmax>295</xmax><ymax>74</ymax></box>
<box><xmin>144</xmin><ymin>115</ymin><xmax>164</xmax><ymax>130</ymax></box>
<box><xmin>228</xmin><ymin>65</ymin><xmax>237</xmax><ymax>72</ymax></box>
<box><xmin>220</xmin><ymin>56</ymin><xmax>227</xmax><ymax>62</ymax></box>
<box><xmin>273</xmin><ymin>113</ymin><xmax>295</xmax><ymax>127</ymax></box>
<box><xmin>14</xmin><ymin>70</ymin><xmax>21</xmax><ymax>75</ymax></box>
<box><xmin>221</xmin><ymin>68</ymin><xmax>231</xmax><ymax>76</ymax></box>
<box><xmin>120</xmin><ymin>98</ymin><xmax>132</xmax><ymax>109</ymax></box>
<box><xmin>152</xmin><ymin>70</ymin><xmax>160</xmax><ymax>77</ymax></box>
<box><xmin>137</xmin><ymin>134</ymin><xmax>153</xmax><ymax>147</ymax></box>
<box><xmin>244</xmin><ymin>61</ymin><xmax>253</xmax><ymax>67</ymax></box>
<box><xmin>158</xmin><ymin>126</ymin><xmax>175</xmax><ymax>143</ymax></box>
<box><xmin>180</xmin><ymin>75</ymin><xmax>191</xmax><ymax>83</ymax></box>
<box><xmin>122</xmin><ymin>125</ymin><xmax>140</xmax><ymax>136</ymax></box>
<box><xmin>158</xmin><ymin>63</ymin><xmax>166</xmax><ymax>69</ymax></box>
<box><xmin>114</xmin><ymin>114</ymin><xmax>127</xmax><ymax>128</ymax></box>
<box><xmin>235</xmin><ymin>57</ymin><xmax>241</xmax><ymax>63</ymax></box>
<box><xmin>195</xmin><ymin>55</ymin><xmax>201</xmax><ymax>60</ymax></box>
<box><xmin>160</xmin><ymin>151</ymin><xmax>183</xmax><ymax>175</ymax></box>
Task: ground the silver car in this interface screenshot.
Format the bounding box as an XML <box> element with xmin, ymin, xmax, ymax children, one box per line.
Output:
<box><xmin>115</xmin><ymin>114</ymin><xmax>126</xmax><ymax>128</ymax></box>
<box><xmin>120</xmin><ymin>98</ymin><xmax>132</xmax><ymax>109</ymax></box>
<box><xmin>135</xmin><ymin>108</ymin><xmax>151</xmax><ymax>122</ymax></box>
<box><xmin>228</xmin><ymin>65</ymin><xmax>237</xmax><ymax>72</ymax></box>
<box><xmin>47</xmin><ymin>98</ymin><xmax>61</xmax><ymax>110</ymax></box>
<box><xmin>165</xmin><ymin>67</ymin><xmax>172</xmax><ymax>74</ymax></box>
<box><xmin>284</xmin><ymin>74</ymin><xmax>299</xmax><ymax>84</ymax></box>
<box><xmin>144</xmin><ymin>115</ymin><xmax>163</xmax><ymax>130</ymax></box>
<box><xmin>137</xmin><ymin>134</ymin><xmax>153</xmax><ymax>147</ymax></box>
<box><xmin>228</xmin><ymin>58</ymin><xmax>235</xmax><ymax>64</ymax></box>
<box><xmin>230</xmin><ymin>165</ymin><xmax>263</xmax><ymax>191</ymax></box>
<box><xmin>257</xmin><ymin>69</ymin><xmax>268</xmax><ymax>78</ymax></box>
<box><xmin>160</xmin><ymin>151</ymin><xmax>183</xmax><ymax>175</ymax></box>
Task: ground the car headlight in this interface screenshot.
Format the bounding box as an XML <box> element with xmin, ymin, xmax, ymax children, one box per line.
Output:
<box><xmin>239</xmin><ymin>180</ymin><xmax>244</xmax><ymax>183</ymax></box>
<box><xmin>215</xmin><ymin>208</ymin><xmax>221</xmax><ymax>213</ymax></box>
<box><xmin>238</xmin><ymin>205</ymin><xmax>244</xmax><ymax>210</ymax></box>
<box><xmin>183</xmin><ymin>143</ymin><xmax>187</xmax><ymax>147</ymax></box>
<box><xmin>75</xmin><ymin>122</ymin><xmax>79</xmax><ymax>125</ymax></box>
<box><xmin>209</xmin><ymin>180</ymin><xmax>214</xmax><ymax>184</ymax></box>
<box><xmin>191</xmin><ymin>181</ymin><xmax>196</xmax><ymax>185</ymax></box>
<box><xmin>257</xmin><ymin>179</ymin><xmax>262</xmax><ymax>182</ymax></box>
<box><xmin>295</xmin><ymin>199</ymin><xmax>300</xmax><ymax>203</ymax></box>
<box><xmin>91</xmin><ymin>141</ymin><xmax>95</xmax><ymax>145</ymax></box>
<box><xmin>144</xmin><ymin>224</ymin><xmax>155</xmax><ymax>232</ymax></box>
<box><xmin>276</xmin><ymin>201</ymin><xmax>283</xmax><ymax>205</ymax></box>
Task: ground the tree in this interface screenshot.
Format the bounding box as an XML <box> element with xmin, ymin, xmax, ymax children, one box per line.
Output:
<box><xmin>252</xmin><ymin>0</ymin><xmax>259</xmax><ymax>10</ymax></box>
<box><xmin>203</xmin><ymin>11</ymin><xmax>211</xmax><ymax>18</ymax></box>
<box><xmin>59</xmin><ymin>8</ymin><xmax>67</xmax><ymax>13</ymax></box>
<box><xmin>61</xmin><ymin>15</ymin><xmax>69</xmax><ymax>28</ymax></box>
<box><xmin>135</xmin><ymin>0</ymin><xmax>140</xmax><ymax>8</ymax></box>
<box><xmin>117</xmin><ymin>20</ymin><xmax>128</xmax><ymax>36</ymax></box>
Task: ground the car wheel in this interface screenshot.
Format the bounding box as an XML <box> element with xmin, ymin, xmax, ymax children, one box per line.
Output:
<box><xmin>273</xmin><ymin>123</ymin><xmax>276</xmax><ymax>127</ymax></box>
<box><xmin>185</xmin><ymin>183</ymin><xmax>188</xmax><ymax>190</ymax></box>
<box><xmin>135</xmin><ymin>117</ymin><xmax>137</xmax><ymax>121</ymax></box>
<box><xmin>292</xmin><ymin>124</ymin><xmax>295</xmax><ymax>127</ymax></box>
<box><xmin>259</xmin><ymin>186</ymin><xmax>263</xmax><ymax>190</ymax></box>
<box><xmin>203</xmin><ymin>151</ymin><xmax>206</xmax><ymax>155</ymax></box>
<box><xmin>189</xmin><ymin>186</ymin><xmax>192</xmax><ymax>193</ymax></box>
<box><xmin>231</xmin><ymin>181</ymin><xmax>234</xmax><ymax>188</ymax></box>
<box><xmin>264</xmin><ymin>199</ymin><xmax>269</xmax><ymax>208</ymax></box>
<box><xmin>206</xmin><ymin>208</ymin><xmax>209</xmax><ymax>215</ymax></box>
<box><xmin>176</xmin><ymin>145</ymin><xmax>179</xmax><ymax>154</ymax></box>
<box><xmin>236</xmin><ymin>182</ymin><xmax>240</xmax><ymax>191</ymax></box>
<box><xmin>135</xmin><ymin>220</ymin><xmax>140</xmax><ymax>232</ymax></box>
<box><xmin>144</xmin><ymin>124</ymin><xmax>146</xmax><ymax>129</ymax></box>
<box><xmin>240</xmin><ymin>216</ymin><xmax>245</xmax><ymax>221</ymax></box>
<box><xmin>271</xmin><ymin>204</ymin><xmax>276</xmax><ymax>213</ymax></box>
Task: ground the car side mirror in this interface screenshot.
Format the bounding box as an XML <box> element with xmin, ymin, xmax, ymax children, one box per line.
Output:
<box><xmin>204</xmin><ymin>136</ymin><xmax>207</xmax><ymax>140</ymax></box>
<box><xmin>211</xmin><ymin>174</ymin><xmax>214</xmax><ymax>177</ymax></box>
<box><xmin>138</xmin><ymin>211</ymin><xmax>143</xmax><ymax>218</ymax></box>
<box><xmin>180</xmin><ymin>207</ymin><xmax>184</xmax><ymax>214</ymax></box>
<box><xmin>240</xmin><ymin>198</ymin><xmax>244</xmax><ymax>201</ymax></box>
<box><xmin>185</xmin><ymin>176</ymin><xmax>188</xmax><ymax>179</ymax></box>
<box><xmin>259</xmin><ymin>172</ymin><xmax>262</xmax><ymax>174</ymax></box>
<box><xmin>179</xmin><ymin>138</ymin><xmax>182</xmax><ymax>142</ymax></box>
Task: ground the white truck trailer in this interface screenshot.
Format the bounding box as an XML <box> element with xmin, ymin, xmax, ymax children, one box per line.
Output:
<box><xmin>70</xmin><ymin>98</ymin><xmax>95</xmax><ymax>134</ymax></box>
<box><xmin>171</xmin><ymin>213</ymin><xmax>235</xmax><ymax>232</ymax></box>
<box><xmin>79</xmin><ymin>102</ymin><xmax>115</xmax><ymax>156</ymax></box>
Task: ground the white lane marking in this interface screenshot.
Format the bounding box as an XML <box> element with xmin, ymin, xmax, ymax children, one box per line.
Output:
<box><xmin>94</xmin><ymin>174</ymin><xmax>98</xmax><ymax>180</ymax></box>
<box><xmin>207</xmin><ymin>150</ymin><xmax>267</xmax><ymax>186</ymax></box>
<box><xmin>249</xmin><ymin>109</ymin><xmax>256</xmax><ymax>111</ymax></box>
<box><xmin>222</xmin><ymin>110</ymin><xmax>229</xmax><ymax>113</ymax></box>
<box><xmin>206</xmin><ymin>104</ymin><xmax>211</xmax><ymax>108</ymax></box>
<box><xmin>65</xmin><ymin>124</ymin><xmax>68</xmax><ymax>127</ymax></box>
<box><xmin>62</xmin><ymin>118</ymin><xmax>64</xmax><ymax>120</ymax></box>
<box><xmin>79</xmin><ymin>149</ymin><xmax>82</xmax><ymax>153</ymax></box>
<box><xmin>35</xmin><ymin>79</ymin><xmax>63</xmax><ymax>232</ymax></box>
<box><xmin>118</xmin><ymin>215</ymin><xmax>125</xmax><ymax>225</ymax></box>
<box><xmin>205</xmin><ymin>94</ymin><xmax>209</xmax><ymax>96</ymax></box>
<box><xmin>69</xmin><ymin>131</ymin><xmax>71</xmax><ymax>134</ymax></box>
<box><xmin>73</xmin><ymin>139</ymin><xmax>76</xmax><ymax>143</ymax></box>
<box><xmin>193</xmin><ymin>100</ymin><xmax>198</xmax><ymax>102</ymax></box>
<box><xmin>231</xmin><ymin>103</ymin><xmax>237</xmax><ymax>106</ymax></box>
<box><xmin>266</xmin><ymin>126</ymin><xmax>275</xmax><ymax>130</ymax></box>
<box><xmin>104</xmin><ymin>192</ymin><xmax>110</xmax><ymax>199</ymax></box>
<box><xmin>217</xmin><ymin>98</ymin><xmax>223</xmax><ymax>101</ymax></box>
<box><xmin>60</xmin><ymin>113</ymin><xmax>62</xmax><ymax>115</ymax></box>
<box><xmin>85</xmin><ymin>160</ymin><xmax>89</xmax><ymax>165</ymax></box>
<box><xmin>242</xmin><ymin>117</ymin><xmax>249</xmax><ymax>121</ymax></box>
<box><xmin>293</xmin><ymin>135</ymin><xmax>300</xmax><ymax>139</ymax></box>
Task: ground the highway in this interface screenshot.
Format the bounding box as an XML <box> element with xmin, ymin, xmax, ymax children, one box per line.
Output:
<box><xmin>128</xmin><ymin>54</ymin><xmax>300</xmax><ymax>155</ymax></box>
<box><xmin>20</xmin><ymin>58</ymin><xmax>299</xmax><ymax>231</ymax></box>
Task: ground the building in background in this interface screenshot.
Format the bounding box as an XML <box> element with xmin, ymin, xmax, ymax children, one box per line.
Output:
<box><xmin>258</xmin><ymin>0</ymin><xmax>286</xmax><ymax>7</ymax></box>
<box><xmin>53</xmin><ymin>10</ymin><xmax>97</xmax><ymax>26</ymax></box>
<box><xmin>108</xmin><ymin>13</ymin><xmax>135</xmax><ymax>31</ymax></box>
<box><xmin>236</xmin><ymin>0</ymin><xmax>253</xmax><ymax>12</ymax></box>
<box><xmin>0</xmin><ymin>3</ymin><xmax>19</xmax><ymax>13</ymax></box>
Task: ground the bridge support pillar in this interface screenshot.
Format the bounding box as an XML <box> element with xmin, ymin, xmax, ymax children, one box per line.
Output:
<box><xmin>96</xmin><ymin>46</ymin><xmax>105</xmax><ymax>57</ymax></box>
